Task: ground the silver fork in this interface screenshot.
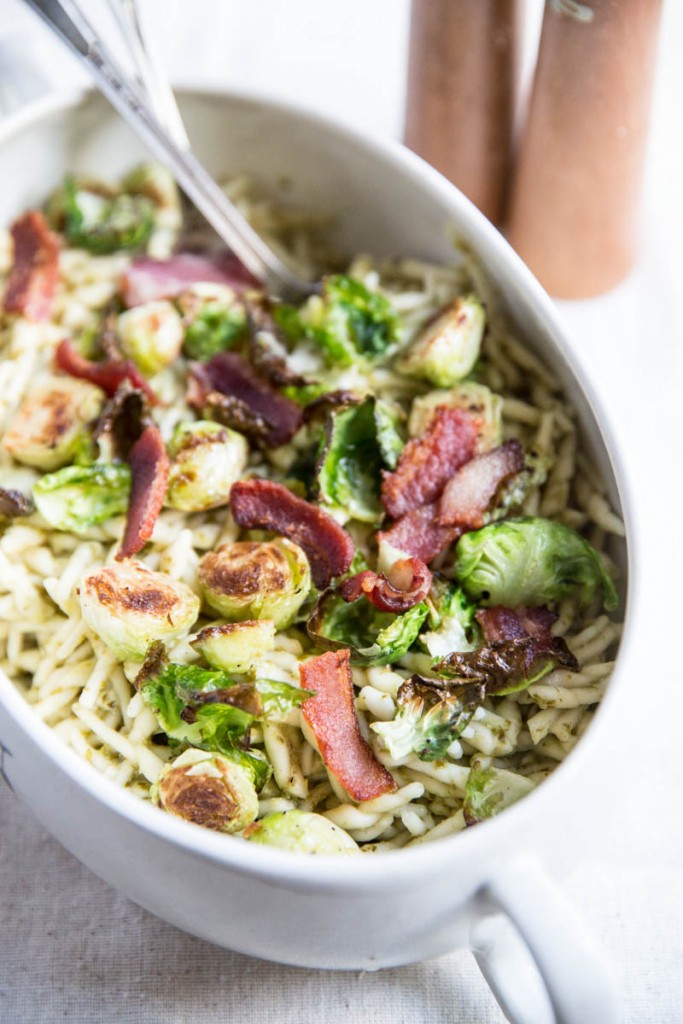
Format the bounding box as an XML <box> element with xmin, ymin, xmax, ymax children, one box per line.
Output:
<box><xmin>20</xmin><ymin>0</ymin><xmax>318</xmax><ymax>300</ymax></box>
<box><xmin>104</xmin><ymin>0</ymin><xmax>189</xmax><ymax>148</ymax></box>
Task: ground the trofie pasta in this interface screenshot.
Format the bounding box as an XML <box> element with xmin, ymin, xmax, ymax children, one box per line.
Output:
<box><xmin>0</xmin><ymin>165</ymin><xmax>624</xmax><ymax>854</ymax></box>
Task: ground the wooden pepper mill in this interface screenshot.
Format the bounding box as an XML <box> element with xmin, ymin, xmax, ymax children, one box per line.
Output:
<box><xmin>404</xmin><ymin>0</ymin><xmax>520</xmax><ymax>226</ymax></box>
<box><xmin>506</xmin><ymin>0</ymin><xmax>663</xmax><ymax>298</ymax></box>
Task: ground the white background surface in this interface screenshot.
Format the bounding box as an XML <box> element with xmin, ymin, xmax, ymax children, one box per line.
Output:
<box><xmin>0</xmin><ymin>2</ymin><xmax>681</xmax><ymax>1021</ymax></box>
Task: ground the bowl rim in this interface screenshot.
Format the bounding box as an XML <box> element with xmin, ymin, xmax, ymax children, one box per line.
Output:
<box><xmin>0</xmin><ymin>84</ymin><xmax>636</xmax><ymax>893</ymax></box>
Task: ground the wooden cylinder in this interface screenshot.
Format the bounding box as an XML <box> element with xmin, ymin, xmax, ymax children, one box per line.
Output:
<box><xmin>404</xmin><ymin>0</ymin><xmax>520</xmax><ymax>225</ymax></box>
<box><xmin>506</xmin><ymin>0</ymin><xmax>663</xmax><ymax>299</ymax></box>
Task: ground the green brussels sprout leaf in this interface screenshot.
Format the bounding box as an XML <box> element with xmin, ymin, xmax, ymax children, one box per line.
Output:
<box><xmin>421</xmin><ymin>579</ymin><xmax>479</xmax><ymax>657</ymax></box>
<box><xmin>182</xmin><ymin>304</ymin><xmax>247</xmax><ymax>361</ymax></box>
<box><xmin>307</xmin><ymin>589</ymin><xmax>428</xmax><ymax>666</ymax></box>
<box><xmin>275</xmin><ymin>274</ymin><xmax>401</xmax><ymax>367</ymax></box>
<box><xmin>62</xmin><ymin>176</ymin><xmax>155</xmax><ymax>254</ymax></box>
<box><xmin>33</xmin><ymin>463</ymin><xmax>131</xmax><ymax>533</ymax></box>
<box><xmin>372</xmin><ymin>676</ymin><xmax>484</xmax><ymax>762</ymax></box>
<box><xmin>455</xmin><ymin>517</ymin><xmax>618</xmax><ymax>612</ymax></box>
<box><xmin>464</xmin><ymin>757</ymin><xmax>536</xmax><ymax>825</ymax></box>
<box><xmin>317</xmin><ymin>396</ymin><xmax>404</xmax><ymax>523</ymax></box>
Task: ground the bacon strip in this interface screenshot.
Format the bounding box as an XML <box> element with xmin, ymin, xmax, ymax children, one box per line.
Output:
<box><xmin>55</xmin><ymin>339</ymin><xmax>158</xmax><ymax>405</ymax></box>
<box><xmin>122</xmin><ymin>252</ymin><xmax>260</xmax><ymax>307</ymax></box>
<box><xmin>381</xmin><ymin>407</ymin><xmax>478</xmax><ymax>520</ymax></box>
<box><xmin>189</xmin><ymin>352</ymin><xmax>302</xmax><ymax>448</ymax></box>
<box><xmin>3</xmin><ymin>211</ymin><xmax>59</xmax><ymax>321</ymax></box>
<box><xmin>378</xmin><ymin>503</ymin><xmax>460</xmax><ymax>564</ymax></box>
<box><xmin>230</xmin><ymin>479</ymin><xmax>354</xmax><ymax>589</ymax></box>
<box><xmin>300</xmin><ymin>650</ymin><xmax>396</xmax><ymax>802</ymax></box>
<box><xmin>438</xmin><ymin>441</ymin><xmax>525</xmax><ymax>528</ymax></box>
<box><xmin>117</xmin><ymin>424</ymin><xmax>169</xmax><ymax>560</ymax></box>
<box><xmin>339</xmin><ymin>557</ymin><xmax>432</xmax><ymax>613</ymax></box>
<box><xmin>476</xmin><ymin>605</ymin><xmax>557</xmax><ymax>644</ymax></box>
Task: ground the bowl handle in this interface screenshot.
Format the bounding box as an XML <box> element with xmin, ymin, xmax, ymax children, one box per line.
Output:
<box><xmin>471</xmin><ymin>859</ymin><xmax>620</xmax><ymax>1024</ymax></box>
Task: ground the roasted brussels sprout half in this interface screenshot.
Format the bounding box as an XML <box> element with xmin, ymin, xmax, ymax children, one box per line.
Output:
<box><xmin>244</xmin><ymin>809</ymin><xmax>358</xmax><ymax>853</ymax></box>
<box><xmin>275</xmin><ymin>274</ymin><xmax>401</xmax><ymax>366</ymax></box>
<box><xmin>2</xmin><ymin>377</ymin><xmax>103</xmax><ymax>471</ymax></box>
<box><xmin>33</xmin><ymin>463</ymin><xmax>131</xmax><ymax>533</ymax></box>
<box><xmin>463</xmin><ymin>757</ymin><xmax>536</xmax><ymax>825</ymax></box>
<box><xmin>199</xmin><ymin>539</ymin><xmax>312</xmax><ymax>629</ymax></box>
<box><xmin>455</xmin><ymin>517</ymin><xmax>618</xmax><ymax>611</ymax></box>
<box><xmin>117</xmin><ymin>300</ymin><xmax>184</xmax><ymax>376</ymax></box>
<box><xmin>398</xmin><ymin>295</ymin><xmax>485</xmax><ymax>387</ymax></box>
<box><xmin>80</xmin><ymin>561</ymin><xmax>200</xmax><ymax>660</ymax></box>
<box><xmin>408</xmin><ymin>381</ymin><xmax>502</xmax><ymax>453</ymax></box>
<box><xmin>152</xmin><ymin>748</ymin><xmax>258</xmax><ymax>833</ymax></box>
<box><xmin>191</xmin><ymin>620</ymin><xmax>276</xmax><ymax>673</ymax></box>
<box><xmin>166</xmin><ymin>420</ymin><xmax>248</xmax><ymax>513</ymax></box>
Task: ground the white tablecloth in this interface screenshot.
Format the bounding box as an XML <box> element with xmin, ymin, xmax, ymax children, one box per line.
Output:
<box><xmin>1</xmin><ymin>2</ymin><xmax>682</xmax><ymax>1021</ymax></box>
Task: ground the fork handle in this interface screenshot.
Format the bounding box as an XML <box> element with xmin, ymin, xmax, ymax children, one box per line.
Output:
<box><xmin>20</xmin><ymin>0</ymin><xmax>312</xmax><ymax>298</ymax></box>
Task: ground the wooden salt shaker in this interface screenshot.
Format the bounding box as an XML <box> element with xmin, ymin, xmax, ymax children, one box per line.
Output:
<box><xmin>506</xmin><ymin>0</ymin><xmax>663</xmax><ymax>299</ymax></box>
<box><xmin>404</xmin><ymin>0</ymin><xmax>520</xmax><ymax>225</ymax></box>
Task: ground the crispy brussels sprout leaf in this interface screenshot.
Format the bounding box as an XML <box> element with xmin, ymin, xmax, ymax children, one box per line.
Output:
<box><xmin>253</xmin><ymin>678</ymin><xmax>314</xmax><ymax>720</ymax></box>
<box><xmin>33</xmin><ymin>463</ymin><xmax>131</xmax><ymax>533</ymax></box>
<box><xmin>275</xmin><ymin>274</ymin><xmax>400</xmax><ymax>367</ymax></box>
<box><xmin>372</xmin><ymin>677</ymin><xmax>483</xmax><ymax>762</ymax></box>
<box><xmin>62</xmin><ymin>177</ymin><xmax>154</xmax><ymax>254</ymax></box>
<box><xmin>183</xmin><ymin>304</ymin><xmax>247</xmax><ymax>361</ymax></box>
<box><xmin>307</xmin><ymin>589</ymin><xmax>428</xmax><ymax>666</ymax></box>
<box><xmin>455</xmin><ymin>517</ymin><xmax>618</xmax><ymax>612</ymax></box>
<box><xmin>434</xmin><ymin>635</ymin><xmax>578</xmax><ymax>695</ymax></box>
<box><xmin>317</xmin><ymin>399</ymin><xmax>382</xmax><ymax>523</ymax></box>
<box><xmin>421</xmin><ymin>580</ymin><xmax>478</xmax><ymax>657</ymax></box>
<box><xmin>464</xmin><ymin>758</ymin><xmax>536</xmax><ymax>825</ymax></box>
<box><xmin>373</xmin><ymin>398</ymin><xmax>405</xmax><ymax>470</ymax></box>
<box><xmin>137</xmin><ymin>653</ymin><xmax>271</xmax><ymax>789</ymax></box>
<box><xmin>317</xmin><ymin>397</ymin><xmax>405</xmax><ymax>522</ymax></box>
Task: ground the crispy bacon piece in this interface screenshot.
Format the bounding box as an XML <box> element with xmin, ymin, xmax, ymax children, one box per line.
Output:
<box><xmin>381</xmin><ymin>407</ymin><xmax>478</xmax><ymax>520</ymax></box>
<box><xmin>117</xmin><ymin>424</ymin><xmax>169</xmax><ymax>560</ymax></box>
<box><xmin>3</xmin><ymin>211</ymin><xmax>59</xmax><ymax>321</ymax></box>
<box><xmin>188</xmin><ymin>352</ymin><xmax>302</xmax><ymax>448</ymax></box>
<box><xmin>300</xmin><ymin>650</ymin><xmax>396</xmax><ymax>802</ymax></box>
<box><xmin>476</xmin><ymin>605</ymin><xmax>558</xmax><ymax>644</ymax></box>
<box><xmin>339</xmin><ymin>557</ymin><xmax>432</xmax><ymax>613</ymax></box>
<box><xmin>438</xmin><ymin>440</ymin><xmax>525</xmax><ymax>528</ymax></box>
<box><xmin>378</xmin><ymin>503</ymin><xmax>460</xmax><ymax>564</ymax></box>
<box><xmin>122</xmin><ymin>252</ymin><xmax>260</xmax><ymax>307</ymax></box>
<box><xmin>230</xmin><ymin>479</ymin><xmax>354</xmax><ymax>589</ymax></box>
<box><xmin>55</xmin><ymin>339</ymin><xmax>158</xmax><ymax>405</ymax></box>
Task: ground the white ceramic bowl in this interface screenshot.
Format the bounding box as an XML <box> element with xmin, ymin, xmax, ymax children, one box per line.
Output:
<box><xmin>0</xmin><ymin>87</ymin><xmax>631</xmax><ymax>1024</ymax></box>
